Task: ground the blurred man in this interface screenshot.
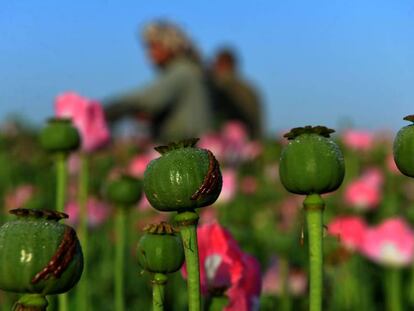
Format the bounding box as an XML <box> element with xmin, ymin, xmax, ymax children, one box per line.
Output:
<box><xmin>210</xmin><ymin>48</ymin><xmax>263</xmax><ymax>139</ymax></box>
<box><xmin>105</xmin><ymin>21</ymin><xmax>213</xmax><ymax>142</ymax></box>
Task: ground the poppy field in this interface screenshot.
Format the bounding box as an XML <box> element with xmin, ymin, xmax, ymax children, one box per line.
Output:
<box><xmin>1</xmin><ymin>93</ymin><xmax>414</xmax><ymax>311</ymax></box>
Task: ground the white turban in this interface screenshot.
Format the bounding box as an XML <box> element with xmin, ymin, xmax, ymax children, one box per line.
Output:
<box><xmin>142</xmin><ymin>21</ymin><xmax>191</xmax><ymax>54</ymax></box>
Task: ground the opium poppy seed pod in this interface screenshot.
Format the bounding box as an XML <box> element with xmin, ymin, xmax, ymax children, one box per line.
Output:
<box><xmin>105</xmin><ymin>174</ymin><xmax>143</xmax><ymax>207</ymax></box>
<box><xmin>39</xmin><ymin>117</ymin><xmax>81</xmax><ymax>311</ymax></box>
<box><xmin>143</xmin><ymin>138</ymin><xmax>223</xmax><ymax>311</ymax></box>
<box><xmin>137</xmin><ymin>222</ymin><xmax>185</xmax><ymax>311</ymax></box>
<box><xmin>393</xmin><ymin>115</ymin><xmax>414</xmax><ymax>178</ymax></box>
<box><xmin>143</xmin><ymin>138</ymin><xmax>222</xmax><ymax>212</ymax></box>
<box><xmin>0</xmin><ymin>209</ymin><xmax>83</xmax><ymax>294</ymax></box>
<box><xmin>137</xmin><ymin>222</ymin><xmax>185</xmax><ymax>274</ymax></box>
<box><xmin>279</xmin><ymin>125</ymin><xmax>345</xmax><ymax>311</ymax></box>
<box><xmin>39</xmin><ymin>118</ymin><xmax>80</xmax><ymax>153</ymax></box>
<box><xmin>279</xmin><ymin>126</ymin><xmax>345</xmax><ymax>195</ymax></box>
<box><xmin>105</xmin><ymin>174</ymin><xmax>142</xmax><ymax>311</ymax></box>
<box><xmin>0</xmin><ymin>209</ymin><xmax>83</xmax><ymax>310</ymax></box>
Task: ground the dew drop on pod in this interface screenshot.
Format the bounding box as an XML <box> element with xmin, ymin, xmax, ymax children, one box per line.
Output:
<box><xmin>393</xmin><ymin>115</ymin><xmax>414</xmax><ymax>177</ymax></box>
<box><xmin>143</xmin><ymin>138</ymin><xmax>222</xmax><ymax>212</ymax></box>
<box><xmin>279</xmin><ymin>125</ymin><xmax>345</xmax><ymax>195</ymax></box>
<box><xmin>0</xmin><ymin>209</ymin><xmax>83</xmax><ymax>311</ymax></box>
<box><xmin>39</xmin><ymin>118</ymin><xmax>80</xmax><ymax>153</ymax></box>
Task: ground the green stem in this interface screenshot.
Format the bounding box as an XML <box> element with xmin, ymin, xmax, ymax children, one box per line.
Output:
<box><xmin>206</xmin><ymin>296</ymin><xmax>229</xmax><ymax>311</ymax></box>
<box><xmin>175</xmin><ymin>211</ymin><xmax>201</xmax><ymax>311</ymax></box>
<box><xmin>354</xmin><ymin>255</ymin><xmax>373</xmax><ymax>310</ymax></box>
<box><xmin>380</xmin><ymin>173</ymin><xmax>399</xmax><ymax>219</ymax></box>
<box><xmin>304</xmin><ymin>194</ymin><xmax>325</xmax><ymax>311</ymax></box>
<box><xmin>385</xmin><ymin>268</ymin><xmax>402</xmax><ymax>311</ymax></box>
<box><xmin>55</xmin><ymin>152</ymin><xmax>69</xmax><ymax>311</ymax></box>
<box><xmin>55</xmin><ymin>153</ymin><xmax>68</xmax><ymax>213</ymax></box>
<box><xmin>152</xmin><ymin>273</ymin><xmax>168</xmax><ymax>311</ymax></box>
<box><xmin>13</xmin><ymin>294</ymin><xmax>48</xmax><ymax>311</ymax></box>
<box><xmin>279</xmin><ymin>257</ymin><xmax>291</xmax><ymax>311</ymax></box>
<box><xmin>344</xmin><ymin>151</ymin><xmax>360</xmax><ymax>183</ymax></box>
<box><xmin>408</xmin><ymin>258</ymin><xmax>414</xmax><ymax>305</ymax></box>
<box><xmin>115</xmin><ymin>208</ymin><xmax>126</xmax><ymax>311</ymax></box>
<box><xmin>76</xmin><ymin>154</ymin><xmax>89</xmax><ymax>311</ymax></box>
<box><xmin>58</xmin><ymin>294</ymin><xmax>68</xmax><ymax>311</ymax></box>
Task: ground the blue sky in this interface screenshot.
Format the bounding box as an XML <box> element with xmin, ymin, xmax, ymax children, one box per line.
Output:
<box><xmin>1</xmin><ymin>1</ymin><xmax>413</xmax><ymax>134</ymax></box>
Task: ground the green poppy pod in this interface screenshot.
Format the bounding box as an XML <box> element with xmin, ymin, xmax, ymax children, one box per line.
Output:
<box><xmin>39</xmin><ymin>118</ymin><xmax>80</xmax><ymax>153</ymax></box>
<box><xmin>279</xmin><ymin>126</ymin><xmax>345</xmax><ymax>195</ymax></box>
<box><xmin>105</xmin><ymin>174</ymin><xmax>143</xmax><ymax>207</ymax></box>
<box><xmin>137</xmin><ymin>222</ymin><xmax>185</xmax><ymax>274</ymax></box>
<box><xmin>143</xmin><ymin>139</ymin><xmax>222</xmax><ymax>212</ymax></box>
<box><xmin>393</xmin><ymin>115</ymin><xmax>414</xmax><ymax>178</ymax></box>
<box><xmin>0</xmin><ymin>209</ymin><xmax>83</xmax><ymax>295</ymax></box>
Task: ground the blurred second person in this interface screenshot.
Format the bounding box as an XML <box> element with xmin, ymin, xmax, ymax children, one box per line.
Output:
<box><xmin>209</xmin><ymin>48</ymin><xmax>263</xmax><ymax>139</ymax></box>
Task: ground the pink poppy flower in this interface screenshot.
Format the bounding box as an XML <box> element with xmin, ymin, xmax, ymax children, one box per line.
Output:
<box><xmin>184</xmin><ymin>223</ymin><xmax>244</xmax><ymax>295</ymax></box>
<box><xmin>199</xmin><ymin>122</ymin><xmax>261</xmax><ymax>166</ymax></box>
<box><xmin>240</xmin><ymin>176</ymin><xmax>258</xmax><ymax>195</ymax></box>
<box><xmin>226</xmin><ymin>253</ymin><xmax>261</xmax><ymax>311</ymax></box>
<box><xmin>328</xmin><ymin>216</ymin><xmax>367</xmax><ymax>251</ymax></box>
<box><xmin>221</xmin><ymin>121</ymin><xmax>256</xmax><ymax>164</ymax></box>
<box><xmin>128</xmin><ymin>150</ymin><xmax>159</xmax><ymax>178</ymax></box>
<box><xmin>277</xmin><ymin>195</ymin><xmax>302</xmax><ymax>232</ymax></box>
<box><xmin>137</xmin><ymin>194</ymin><xmax>152</xmax><ymax>211</ymax></box>
<box><xmin>360</xmin><ymin>218</ymin><xmax>414</xmax><ymax>267</ymax></box>
<box><xmin>242</xmin><ymin>141</ymin><xmax>263</xmax><ymax>161</ymax></box>
<box><xmin>55</xmin><ymin>91</ymin><xmax>110</xmax><ymax>152</ymax></box>
<box><xmin>65</xmin><ymin>197</ymin><xmax>111</xmax><ymax>227</ymax></box>
<box><xmin>386</xmin><ymin>154</ymin><xmax>400</xmax><ymax>174</ymax></box>
<box><xmin>261</xmin><ymin>261</ymin><xmax>279</xmax><ymax>295</ymax></box>
<box><xmin>199</xmin><ymin>208</ymin><xmax>218</xmax><ymax>225</ymax></box>
<box><xmin>222</xmin><ymin>121</ymin><xmax>248</xmax><ymax>145</ymax></box>
<box><xmin>199</xmin><ymin>133</ymin><xmax>225</xmax><ymax>161</ymax></box>
<box><xmin>360</xmin><ymin>167</ymin><xmax>384</xmax><ymax>188</ymax></box>
<box><xmin>182</xmin><ymin>223</ymin><xmax>261</xmax><ymax>311</ymax></box>
<box><xmin>342</xmin><ymin>130</ymin><xmax>374</xmax><ymax>151</ymax></box>
<box><xmin>67</xmin><ymin>154</ymin><xmax>81</xmax><ymax>175</ymax></box>
<box><xmin>261</xmin><ymin>260</ymin><xmax>307</xmax><ymax>297</ymax></box>
<box><xmin>216</xmin><ymin>169</ymin><xmax>237</xmax><ymax>204</ymax></box>
<box><xmin>344</xmin><ymin>178</ymin><xmax>381</xmax><ymax>211</ymax></box>
<box><xmin>289</xmin><ymin>269</ymin><xmax>307</xmax><ymax>297</ymax></box>
<box><xmin>4</xmin><ymin>185</ymin><xmax>35</xmax><ymax>211</ymax></box>
<box><xmin>226</xmin><ymin>123</ymin><xmax>262</xmax><ymax>161</ymax></box>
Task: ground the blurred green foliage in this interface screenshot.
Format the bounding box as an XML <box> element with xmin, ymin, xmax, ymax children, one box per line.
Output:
<box><xmin>0</xmin><ymin>125</ymin><xmax>414</xmax><ymax>310</ymax></box>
